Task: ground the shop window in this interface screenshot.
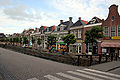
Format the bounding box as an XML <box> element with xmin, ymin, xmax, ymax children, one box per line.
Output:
<box><xmin>118</xmin><ymin>26</ymin><xmax>120</xmax><ymax>36</ymax></box>
<box><xmin>76</xmin><ymin>46</ymin><xmax>78</xmax><ymax>53</ymax></box>
<box><xmin>104</xmin><ymin>27</ymin><xmax>109</xmax><ymax>37</ymax></box>
<box><xmin>78</xmin><ymin>29</ymin><xmax>81</xmax><ymax>38</ymax></box>
<box><xmin>111</xmin><ymin>26</ymin><xmax>116</xmax><ymax>37</ymax></box>
<box><xmin>70</xmin><ymin>45</ymin><xmax>72</xmax><ymax>52</ymax></box>
<box><xmin>88</xmin><ymin>43</ymin><xmax>92</xmax><ymax>52</ymax></box>
<box><xmin>73</xmin><ymin>45</ymin><xmax>76</xmax><ymax>53</ymax></box>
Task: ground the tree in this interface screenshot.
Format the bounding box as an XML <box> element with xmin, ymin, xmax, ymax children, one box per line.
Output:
<box><xmin>62</xmin><ymin>34</ymin><xmax>76</xmax><ymax>52</ymax></box>
<box><xmin>47</xmin><ymin>35</ymin><xmax>57</xmax><ymax>48</ymax></box>
<box><xmin>23</xmin><ymin>36</ymin><xmax>28</xmax><ymax>44</ymax></box>
<box><xmin>37</xmin><ymin>38</ymin><xmax>41</xmax><ymax>46</ymax></box>
<box><xmin>19</xmin><ymin>37</ymin><xmax>22</xmax><ymax>44</ymax></box>
<box><xmin>85</xmin><ymin>26</ymin><xmax>104</xmax><ymax>54</ymax></box>
<box><xmin>10</xmin><ymin>38</ymin><xmax>13</xmax><ymax>43</ymax></box>
<box><xmin>15</xmin><ymin>37</ymin><xmax>19</xmax><ymax>43</ymax></box>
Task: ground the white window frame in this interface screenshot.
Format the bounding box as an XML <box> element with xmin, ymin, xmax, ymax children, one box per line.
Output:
<box><xmin>78</xmin><ymin>29</ymin><xmax>81</xmax><ymax>38</ymax></box>
<box><xmin>111</xmin><ymin>26</ymin><xmax>116</xmax><ymax>37</ymax></box>
<box><xmin>104</xmin><ymin>27</ymin><xmax>109</xmax><ymax>37</ymax></box>
<box><xmin>118</xmin><ymin>25</ymin><xmax>120</xmax><ymax>36</ymax></box>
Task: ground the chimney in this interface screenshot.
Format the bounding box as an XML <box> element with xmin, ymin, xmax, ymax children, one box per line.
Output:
<box><xmin>69</xmin><ymin>17</ymin><xmax>72</xmax><ymax>22</ymax></box>
<box><xmin>60</xmin><ymin>20</ymin><xmax>63</xmax><ymax>24</ymax></box>
<box><xmin>79</xmin><ymin>17</ymin><xmax>81</xmax><ymax>20</ymax></box>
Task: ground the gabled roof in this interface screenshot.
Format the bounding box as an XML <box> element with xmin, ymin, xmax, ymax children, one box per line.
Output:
<box><xmin>58</xmin><ymin>21</ymin><xmax>73</xmax><ymax>30</ymax></box>
<box><xmin>87</xmin><ymin>17</ymin><xmax>102</xmax><ymax>25</ymax></box>
<box><xmin>71</xmin><ymin>19</ymin><xmax>88</xmax><ymax>27</ymax></box>
<box><xmin>58</xmin><ymin>21</ymin><xmax>73</xmax><ymax>26</ymax></box>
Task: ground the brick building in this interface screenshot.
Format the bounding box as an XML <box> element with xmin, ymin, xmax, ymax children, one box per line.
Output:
<box><xmin>101</xmin><ymin>4</ymin><xmax>120</xmax><ymax>54</ymax></box>
<box><xmin>70</xmin><ymin>17</ymin><xmax>102</xmax><ymax>54</ymax></box>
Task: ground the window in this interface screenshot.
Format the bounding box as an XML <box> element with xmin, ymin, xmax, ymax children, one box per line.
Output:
<box><xmin>74</xmin><ymin>30</ymin><xmax>77</xmax><ymax>38</ymax></box>
<box><xmin>78</xmin><ymin>29</ymin><xmax>82</xmax><ymax>38</ymax></box>
<box><xmin>70</xmin><ymin>31</ymin><xmax>74</xmax><ymax>34</ymax></box>
<box><xmin>111</xmin><ymin>26</ymin><xmax>116</xmax><ymax>37</ymax></box>
<box><xmin>112</xmin><ymin>16</ymin><xmax>114</xmax><ymax>21</ymax></box>
<box><xmin>104</xmin><ymin>27</ymin><xmax>109</xmax><ymax>37</ymax></box>
<box><xmin>118</xmin><ymin>26</ymin><xmax>120</xmax><ymax>36</ymax></box>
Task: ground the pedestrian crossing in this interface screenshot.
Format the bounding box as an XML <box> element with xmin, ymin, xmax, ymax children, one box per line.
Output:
<box><xmin>44</xmin><ymin>68</ymin><xmax>120</xmax><ymax>80</ymax></box>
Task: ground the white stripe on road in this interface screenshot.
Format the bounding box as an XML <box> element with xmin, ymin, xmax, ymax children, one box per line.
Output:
<box><xmin>27</xmin><ymin>77</ymin><xmax>39</xmax><ymax>80</ymax></box>
<box><xmin>84</xmin><ymin>68</ymin><xmax>120</xmax><ymax>78</ymax></box>
<box><xmin>56</xmin><ymin>72</ymin><xmax>82</xmax><ymax>80</ymax></box>
<box><xmin>77</xmin><ymin>69</ymin><xmax>119</xmax><ymax>80</ymax></box>
<box><xmin>67</xmin><ymin>71</ymin><xmax>103</xmax><ymax>80</ymax></box>
<box><xmin>44</xmin><ymin>75</ymin><xmax>62</xmax><ymax>80</ymax></box>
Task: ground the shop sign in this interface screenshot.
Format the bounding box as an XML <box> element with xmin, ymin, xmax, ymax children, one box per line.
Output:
<box><xmin>112</xmin><ymin>36</ymin><xmax>120</xmax><ymax>39</ymax></box>
<box><xmin>76</xmin><ymin>40</ymin><xmax>82</xmax><ymax>42</ymax></box>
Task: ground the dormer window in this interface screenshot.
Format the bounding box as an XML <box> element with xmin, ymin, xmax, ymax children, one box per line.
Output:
<box><xmin>112</xmin><ymin>16</ymin><xmax>114</xmax><ymax>21</ymax></box>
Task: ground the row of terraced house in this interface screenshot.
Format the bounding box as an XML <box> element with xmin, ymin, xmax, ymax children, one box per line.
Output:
<box><xmin>9</xmin><ymin>4</ymin><xmax>120</xmax><ymax>55</ymax></box>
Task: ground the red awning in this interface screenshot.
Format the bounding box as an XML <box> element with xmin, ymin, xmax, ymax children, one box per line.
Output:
<box><xmin>101</xmin><ymin>42</ymin><xmax>120</xmax><ymax>47</ymax></box>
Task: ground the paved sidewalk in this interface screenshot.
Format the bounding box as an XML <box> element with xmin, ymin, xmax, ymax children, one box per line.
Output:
<box><xmin>89</xmin><ymin>61</ymin><xmax>120</xmax><ymax>72</ymax></box>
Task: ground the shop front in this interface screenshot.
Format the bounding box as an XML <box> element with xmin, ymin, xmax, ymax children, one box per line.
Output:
<box><xmin>101</xmin><ymin>41</ymin><xmax>120</xmax><ymax>54</ymax></box>
<box><xmin>69</xmin><ymin>42</ymin><xmax>82</xmax><ymax>54</ymax></box>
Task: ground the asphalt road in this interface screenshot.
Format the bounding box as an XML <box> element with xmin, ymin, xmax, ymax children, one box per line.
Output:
<box><xmin>0</xmin><ymin>47</ymin><xmax>120</xmax><ymax>80</ymax></box>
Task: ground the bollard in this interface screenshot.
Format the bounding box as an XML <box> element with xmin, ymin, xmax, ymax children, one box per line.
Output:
<box><xmin>99</xmin><ymin>54</ymin><xmax>101</xmax><ymax>64</ymax></box>
<box><xmin>77</xmin><ymin>56</ymin><xmax>80</xmax><ymax>66</ymax></box>
<box><xmin>106</xmin><ymin>54</ymin><xmax>108</xmax><ymax>62</ymax></box>
<box><xmin>90</xmin><ymin>55</ymin><xmax>92</xmax><ymax>66</ymax></box>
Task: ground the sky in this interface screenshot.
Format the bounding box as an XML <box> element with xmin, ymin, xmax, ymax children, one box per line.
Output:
<box><xmin>0</xmin><ymin>0</ymin><xmax>120</xmax><ymax>34</ymax></box>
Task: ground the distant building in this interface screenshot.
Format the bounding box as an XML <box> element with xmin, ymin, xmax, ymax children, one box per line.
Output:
<box><xmin>0</xmin><ymin>33</ymin><xmax>6</xmax><ymax>39</ymax></box>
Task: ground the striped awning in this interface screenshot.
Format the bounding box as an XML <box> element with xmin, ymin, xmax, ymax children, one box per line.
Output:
<box><xmin>101</xmin><ymin>42</ymin><xmax>120</xmax><ymax>47</ymax></box>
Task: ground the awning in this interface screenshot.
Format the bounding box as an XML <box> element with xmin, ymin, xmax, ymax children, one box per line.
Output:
<box><xmin>101</xmin><ymin>42</ymin><xmax>120</xmax><ymax>47</ymax></box>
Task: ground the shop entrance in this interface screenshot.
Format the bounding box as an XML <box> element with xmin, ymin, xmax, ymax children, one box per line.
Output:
<box><xmin>110</xmin><ymin>48</ymin><xmax>116</xmax><ymax>53</ymax></box>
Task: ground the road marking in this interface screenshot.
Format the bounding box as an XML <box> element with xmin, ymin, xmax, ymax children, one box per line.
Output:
<box><xmin>67</xmin><ymin>71</ymin><xmax>103</xmax><ymax>80</ymax></box>
<box><xmin>44</xmin><ymin>75</ymin><xmax>62</xmax><ymax>80</ymax></box>
<box><xmin>56</xmin><ymin>72</ymin><xmax>82</xmax><ymax>80</ymax></box>
<box><xmin>27</xmin><ymin>77</ymin><xmax>39</xmax><ymax>80</ymax></box>
<box><xmin>84</xmin><ymin>68</ymin><xmax>120</xmax><ymax>78</ymax></box>
<box><xmin>77</xmin><ymin>69</ymin><xmax>119</xmax><ymax>80</ymax></box>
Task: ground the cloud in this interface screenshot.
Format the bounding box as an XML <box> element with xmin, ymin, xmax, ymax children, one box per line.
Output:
<box><xmin>0</xmin><ymin>0</ymin><xmax>12</xmax><ymax>6</ymax></box>
<box><xmin>50</xmin><ymin>0</ymin><xmax>120</xmax><ymax>21</ymax></box>
<box><xmin>3</xmin><ymin>5</ymin><xmax>42</xmax><ymax>21</ymax></box>
<box><xmin>0</xmin><ymin>6</ymin><xmax>59</xmax><ymax>34</ymax></box>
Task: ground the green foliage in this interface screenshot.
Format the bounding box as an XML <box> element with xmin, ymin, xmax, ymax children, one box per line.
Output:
<box><xmin>62</xmin><ymin>34</ymin><xmax>76</xmax><ymax>45</ymax></box>
<box><xmin>15</xmin><ymin>37</ymin><xmax>19</xmax><ymax>42</ymax></box>
<box><xmin>47</xmin><ymin>35</ymin><xmax>57</xmax><ymax>46</ymax></box>
<box><xmin>37</xmin><ymin>38</ymin><xmax>41</xmax><ymax>45</ymax></box>
<box><xmin>6</xmin><ymin>38</ymin><xmax>9</xmax><ymax>42</ymax></box>
<box><xmin>0</xmin><ymin>38</ymin><xmax>5</xmax><ymax>42</ymax></box>
<box><xmin>23</xmin><ymin>36</ymin><xmax>28</xmax><ymax>44</ymax></box>
<box><xmin>62</xmin><ymin>34</ymin><xmax>76</xmax><ymax>52</ymax></box>
<box><xmin>10</xmin><ymin>38</ymin><xmax>13</xmax><ymax>42</ymax></box>
<box><xmin>19</xmin><ymin>37</ymin><xmax>22</xmax><ymax>44</ymax></box>
<box><xmin>13</xmin><ymin>38</ymin><xmax>16</xmax><ymax>42</ymax></box>
<box><xmin>85</xmin><ymin>26</ymin><xmax>104</xmax><ymax>44</ymax></box>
